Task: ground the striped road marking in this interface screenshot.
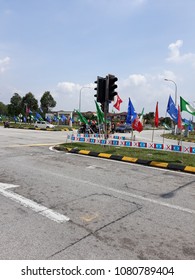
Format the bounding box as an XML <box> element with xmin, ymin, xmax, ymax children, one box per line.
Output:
<box><xmin>0</xmin><ymin>183</ymin><xmax>69</xmax><ymax>223</ymax></box>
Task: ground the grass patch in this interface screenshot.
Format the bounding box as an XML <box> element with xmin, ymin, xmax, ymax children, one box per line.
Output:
<box><xmin>162</xmin><ymin>131</ymin><xmax>195</xmax><ymax>142</ymax></box>
<box><xmin>57</xmin><ymin>142</ymin><xmax>195</xmax><ymax>167</ymax></box>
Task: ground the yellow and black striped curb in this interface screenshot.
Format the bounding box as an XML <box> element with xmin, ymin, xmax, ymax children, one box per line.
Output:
<box><xmin>34</xmin><ymin>128</ymin><xmax>70</xmax><ymax>131</ymax></box>
<box><xmin>65</xmin><ymin>148</ymin><xmax>195</xmax><ymax>175</ymax></box>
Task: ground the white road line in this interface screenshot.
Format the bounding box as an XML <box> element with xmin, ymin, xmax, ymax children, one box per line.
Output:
<box><xmin>0</xmin><ymin>183</ymin><xmax>69</xmax><ymax>223</ymax></box>
<box><xmin>104</xmin><ymin>186</ymin><xmax>195</xmax><ymax>215</ymax></box>
<box><xmin>49</xmin><ymin>146</ymin><xmax>60</xmax><ymax>152</ymax></box>
<box><xmin>48</xmin><ymin>170</ymin><xmax>195</xmax><ymax>215</ymax></box>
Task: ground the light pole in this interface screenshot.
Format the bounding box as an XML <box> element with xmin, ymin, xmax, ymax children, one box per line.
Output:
<box><xmin>79</xmin><ymin>86</ymin><xmax>91</xmax><ymax>112</ymax></box>
<box><xmin>164</xmin><ymin>79</ymin><xmax>177</xmax><ymax>106</ymax></box>
<box><xmin>164</xmin><ymin>78</ymin><xmax>178</xmax><ymax>134</ymax></box>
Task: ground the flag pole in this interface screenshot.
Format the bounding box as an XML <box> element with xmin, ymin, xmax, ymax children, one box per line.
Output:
<box><xmin>152</xmin><ymin>101</ymin><xmax>159</xmax><ymax>142</ymax></box>
<box><xmin>152</xmin><ymin>127</ymin><xmax>154</xmax><ymax>142</ymax></box>
<box><xmin>163</xmin><ymin>109</ymin><xmax>168</xmax><ymax>145</ymax></box>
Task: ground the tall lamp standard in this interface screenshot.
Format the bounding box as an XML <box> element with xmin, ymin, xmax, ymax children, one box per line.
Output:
<box><xmin>164</xmin><ymin>79</ymin><xmax>177</xmax><ymax>107</ymax></box>
<box><xmin>79</xmin><ymin>86</ymin><xmax>92</xmax><ymax>112</ymax></box>
<box><xmin>164</xmin><ymin>78</ymin><xmax>178</xmax><ymax>134</ymax></box>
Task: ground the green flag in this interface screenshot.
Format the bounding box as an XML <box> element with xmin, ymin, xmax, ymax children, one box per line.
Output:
<box><xmin>180</xmin><ymin>96</ymin><xmax>195</xmax><ymax>116</ymax></box>
<box><xmin>163</xmin><ymin>123</ymin><xmax>171</xmax><ymax>130</ymax></box>
<box><xmin>139</xmin><ymin>107</ymin><xmax>144</xmax><ymax>124</ymax></box>
<box><xmin>75</xmin><ymin>110</ymin><xmax>88</xmax><ymax>125</ymax></box>
<box><xmin>95</xmin><ymin>101</ymin><xmax>105</xmax><ymax>124</ymax></box>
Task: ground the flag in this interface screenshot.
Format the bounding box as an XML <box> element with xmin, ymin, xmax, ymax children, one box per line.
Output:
<box><xmin>113</xmin><ymin>94</ymin><xmax>123</xmax><ymax>111</ymax></box>
<box><xmin>46</xmin><ymin>116</ymin><xmax>51</xmax><ymax>123</ymax></box>
<box><xmin>154</xmin><ymin>102</ymin><xmax>159</xmax><ymax>127</ymax></box>
<box><xmin>35</xmin><ymin>112</ymin><xmax>43</xmax><ymax>120</ymax></box>
<box><xmin>132</xmin><ymin>116</ymin><xmax>143</xmax><ymax>132</ymax></box>
<box><xmin>126</xmin><ymin>98</ymin><xmax>137</xmax><ymax>125</ymax></box>
<box><xmin>139</xmin><ymin>107</ymin><xmax>144</xmax><ymax>124</ymax></box>
<box><xmin>61</xmin><ymin>115</ymin><xmax>67</xmax><ymax>122</ymax></box>
<box><xmin>14</xmin><ymin>116</ymin><xmax>19</xmax><ymax>122</ymax></box>
<box><xmin>95</xmin><ymin>101</ymin><xmax>105</xmax><ymax>124</ymax></box>
<box><xmin>177</xmin><ymin>105</ymin><xmax>182</xmax><ymax>130</ymax></box>
<box><xmin>26</xmin><ymin>107</ymin><xmax>30</xmax><ymax>114</ymax></box>
<box><xmin>53</xmin><ymin>115</ymin><xmax>57</xmax><ymax>122</ymax></box>
<box><xmin>75</xmin><ymin>110</ymin><xmax>88</xmax><ymax>125</ymax></box>
<box><xmin>163</xmin><ymin>123</ymin><xmax>172</xmax><ymax>130</ymax></box>
<box><xmin>180</xmin><ymin>96</ymin><xmax>195</xmax><ymax>116</ymax></box>
<box><xmin>167</xmin><ymin>95</ymin><xmax>178</xmax><ymax>123</ymax></box>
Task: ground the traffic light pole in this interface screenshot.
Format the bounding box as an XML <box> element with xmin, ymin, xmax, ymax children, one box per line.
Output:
<box><xmin>104</xmin><ymin>75</ymin><xmax>109</xmax><ymax>138</ymax></box>
<box><xmin>94</xmin><ymin>73</ymin><xmax>117</xmax><ymax>138</ymax></box>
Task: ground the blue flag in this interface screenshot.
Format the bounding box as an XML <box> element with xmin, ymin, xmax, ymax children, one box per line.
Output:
<box><xmin>53</xmin><ymin>115</ymin><xmax>57</xmax><ymax>122</ymax></box>
<box><xmin>61</xmin><ymin>115</ymin><xmax>67</xmax><ymax>122</ymax></box>
<box><xmin>126</xmin><ymin>98</ymin><xmax>137</xmax><ymax>124</ymax></box>
<box><xmin>167</xmin><ymin>95</ymin><xmax>178</xmax><ymax>123</ymax></box>
<box><xmin>46</xmin><ymin>116</ymin><xmax>51</xmax><ymax>122</ymax></box>
<box><xmin>35</xmin><ymin>112</ymin><xmax>43</xmax><ymax>120</ymax></box>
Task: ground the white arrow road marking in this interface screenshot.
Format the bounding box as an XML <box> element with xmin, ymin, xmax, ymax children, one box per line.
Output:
<box><xmin>0</xmin><ymin>183</ymin><xmax>69</xmax><ymax>223</ymax></box>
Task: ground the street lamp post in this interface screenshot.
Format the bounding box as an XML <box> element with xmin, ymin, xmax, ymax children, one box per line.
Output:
<box><xmin>79</xmin><ymin>86</ymin><xmax>91</xmax><ymax>112</ymax></box>
<box><xmin>164</xmin><ymin>79</ymin><xmax>177</xmax><ymax>106</ymax></box>
<box><xmin>164</xmin><ymin>78</ymin><xmax>178</xmax><ymax>134</ymax></box>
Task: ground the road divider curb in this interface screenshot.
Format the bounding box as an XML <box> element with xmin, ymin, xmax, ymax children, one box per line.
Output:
<box><xmin>65</xmin><ymin>148</ymin><xmax>195</xmax><ymax>175</ymax></box>
<box><xmin>6</xmin><ymin>126</ymin><xmax>71</xmax><ymax>131</ymax></box>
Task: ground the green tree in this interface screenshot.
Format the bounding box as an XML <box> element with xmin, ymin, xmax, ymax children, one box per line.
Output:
<box><xmin>144</xmin><ymin>112</ymin><xmax>154</xmax><ymax>124</ymax></box>
<box><xmin>7</xmin><ymin>93</ymin><xmax>22</xmax><ymax>116</ymax></box>
<box><xmin>22</xmin><ymin>92</ymin><xmax>38</xmax><ymax>114</ymax></box>
<box><xmin>0</xmin><ymin>101</ymin><xmax>8</xmax><ymax>115</ymax></box>
<box><xmin>40</xmin><ymin>91</ymin><xmax>56</xmax><ymax>114</ymax></box>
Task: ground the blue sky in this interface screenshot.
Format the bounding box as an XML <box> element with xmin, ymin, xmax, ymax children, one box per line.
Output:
<box><xmin>0</xmin><ymin>0</ymin><xmax>195</xmax><ymax>117</ymax></box>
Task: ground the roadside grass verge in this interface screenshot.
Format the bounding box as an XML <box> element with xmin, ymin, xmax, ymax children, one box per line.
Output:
<box><xmin>57</xmin><ymin>142</ymin><xmax>195</xmax><ymax>167</ymax></box>
<box><xmin>162</xmin><ymin>132</ymin><xmax>195</xmax><ymax>142</ymax></box>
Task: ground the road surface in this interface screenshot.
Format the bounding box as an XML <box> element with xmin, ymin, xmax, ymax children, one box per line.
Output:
<box><xmin>0</xmin><ymin>127</ymin><xmax>194</xmax><ymax>259</ymax></box>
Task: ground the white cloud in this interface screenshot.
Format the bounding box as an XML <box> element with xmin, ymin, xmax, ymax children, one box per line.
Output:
<box><xmin>122</xmin><ymin>74</ymin><xmax>147</xmax><ymax>87</ymax></box>
<box><xmin>166</xmin><ymin>40</ymin><xmax>195</xmax><ymax>66</ymax></box>
<box><xmin>57</xmin><ymin>82</ymin><xmax>81</xmax><ymax>93</ymax></box>
<box><xmin>130</xmin><ymin>74</ymin><xmax>147</xmax><ymax>86</ymax></box>
<box><xmin>54</xmin><ymin>81</ymin><xmax>94</xmax><ymax>111</ymax></box>
<box><xmin>0</xmin><ymin>56</ymin><xmax>10</xmax><ymax>73</ymax></box>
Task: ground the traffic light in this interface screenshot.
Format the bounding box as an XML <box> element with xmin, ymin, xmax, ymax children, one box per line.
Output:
<box><xmin>100</xmin><ymin>102</ymin><xmax>105</xmax><ymax>112</ymax></box>
<box><xmin>108</xmin><ymin>75</ymin><xmax>118</xmax><ymax>101</ymax></box>
<box><xmin>94</xmin><ymin>76</ymin><xmax>106</xmax><ymax>103</ymax></box>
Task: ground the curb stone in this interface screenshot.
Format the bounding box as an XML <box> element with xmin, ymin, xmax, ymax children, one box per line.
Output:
<box><xmin>65</xmin><ymin>148</ymin><xmax>195</xmax><ymax>175</ymax></box>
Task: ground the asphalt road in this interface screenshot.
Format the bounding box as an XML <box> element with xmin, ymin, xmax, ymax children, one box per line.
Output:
<box><xmin>0</xmin><ymin>127</ymin><xmax>195</xmax><ymax>260</ymax></box>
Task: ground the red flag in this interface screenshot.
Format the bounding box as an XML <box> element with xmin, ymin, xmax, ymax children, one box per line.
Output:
<box><xmin>26</xmin><ymin>107</ymin><xmax>30</xmax><ymax>114</ymax></box>
<box><xmin>132</xmin><ymin>116</ymin><xmax>143</xmax><ymax>132</ymax></box>
<box><xmin>113</xmin><ymin>94</ymin><xmax>123</xmax><ymax>111</ymax></box>
<box><xmin>177</xmin><ymin>105</ymin><xmax>182</xmax><ymax>130</ymax></box>
<box><xmin>154</xmin><ymin>102</ymin><xmax>159</xmax><ymax>127</ymax></box>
